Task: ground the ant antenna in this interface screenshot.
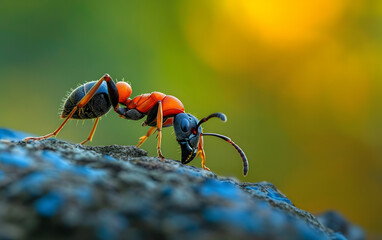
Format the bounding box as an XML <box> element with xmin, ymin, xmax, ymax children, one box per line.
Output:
<box><xmin>196</xmin><ymin>112</ymin><xmax>248</xmax><ymax>176</ymax></box>
<box><xmin>202</xmin><ymin>133</ymin><xmax>248</xmax><ymax>176</ymax></box>
<box><xmin>196</xmin><ymin>113</ymin><xmax>227</xmax><ymax>129</ymax></box>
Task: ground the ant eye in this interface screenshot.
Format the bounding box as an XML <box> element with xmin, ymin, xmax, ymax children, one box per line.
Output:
<box><xmin>180</xmin><ymin>118</ymin><xmax>190</xmax><ymax>132</ymax></box>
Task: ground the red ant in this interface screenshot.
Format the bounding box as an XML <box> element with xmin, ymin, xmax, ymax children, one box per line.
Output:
<box><xmin>24</xmin><ymin>74</ymin><xmax>248</xmax><ymax>176</ymax></box>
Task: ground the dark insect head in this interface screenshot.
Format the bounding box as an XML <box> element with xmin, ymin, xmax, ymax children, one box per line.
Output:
<box><xmin>173</xmin><ymin>112</ymin><xmax>249</xmax><ymax>176</ymax></box>
<box><xmin>173</xmin><ymin>113</ymin><xmax>201</xmax><ymax>164</ymax></box>
<box><xmin>173</xmin><ymin>112</ymin><xmax>227</xmax><ymax>164</ymax></box>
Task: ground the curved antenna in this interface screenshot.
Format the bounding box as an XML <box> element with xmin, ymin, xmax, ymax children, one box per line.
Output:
<box><xmin>203</xmin><ymin>133</ymin><xmax>249</xmax><ymax>176</ymax></box>
<box><xmin>197</xmin><ymin>113</ymin><xmax>227</xmax><ymax>129</ymax></box>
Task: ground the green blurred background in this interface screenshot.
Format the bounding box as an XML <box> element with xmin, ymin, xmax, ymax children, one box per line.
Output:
<box><xmin>1</xmin><ymin>0</ymin><xmax>381</xmax><ymax>234</ymax></box>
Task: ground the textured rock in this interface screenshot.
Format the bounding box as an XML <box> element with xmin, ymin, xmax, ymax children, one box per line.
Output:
<box><xmin>0</xmin><ymin>128</ymin><xmax>364</xmax><ymax>240</ymax></box>
<box><xmin>317</xmin><ymin>211</ymin><xmax>365</xmax><ymax>240</ymax></box>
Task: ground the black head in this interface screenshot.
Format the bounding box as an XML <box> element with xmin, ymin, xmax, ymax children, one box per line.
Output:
<box><xmin>173</xmin><ymin>113</ymin><xmax>201</xmax><ymax>164</ymax></box>
<box><xmin>173</xmin><ymin>112</ymin><xmax>249</xmax><ymax>176</ymax></box>
<box><xmin>173</xmin><ymin>112</ymin><xmax>227</xmax><ymax>164</ymax></box>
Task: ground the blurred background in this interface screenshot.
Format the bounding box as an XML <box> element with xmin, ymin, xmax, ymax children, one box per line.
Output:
<box><xmin>0</xmin><ymin>0</ymin><xmax>381</xmax><ymax>235</ymax></box>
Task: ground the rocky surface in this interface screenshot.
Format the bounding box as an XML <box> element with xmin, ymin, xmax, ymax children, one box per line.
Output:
<box><xmin>0</xmin><ymin>128</ymin><xmax>364</xmax><ymax>240</ymax></box>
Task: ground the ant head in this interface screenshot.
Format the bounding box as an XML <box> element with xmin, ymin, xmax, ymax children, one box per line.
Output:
<box><xmin>173</xmin><ymin>113</ymin><xmax>201</xmax><ymax>164</ymax></box>
<box><xmin>116</xmin><ymin>81</ymin><xmax>132</xmax><ymax>104</ymax></box>
<box><xmin>173</xmin><ymin>112</ymin><xmax>227</xmax><ymax>164</ymax></box>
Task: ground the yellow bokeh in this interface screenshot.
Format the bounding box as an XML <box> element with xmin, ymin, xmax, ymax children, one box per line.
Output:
<box><xmin>182</xmin><ymin>0</ymin><xmax>371</xmax><ymax>123</ymax></box>
<box><xmin>222</xmin><ymin>0</ymin><xmax>346</xmax><ymax>47</ymax></box>
<box><xmin>182</xmin><ymin>0</ymin><xmax>348</xmax><ymax>73</ymax></box>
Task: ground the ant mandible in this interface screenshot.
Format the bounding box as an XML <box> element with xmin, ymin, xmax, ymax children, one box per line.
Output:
<box><xmin>24</xmin><ymin>74</ymin><xmax>248</xmax><ymax>176</ymax></box>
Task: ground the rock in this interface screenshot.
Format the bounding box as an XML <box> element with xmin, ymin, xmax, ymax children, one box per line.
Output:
<box><xmin>317</xmin><ymin>211</ymin><xmax>365</xmax><ymax>240</ymax></box>
<box><xmin>0</xmin><ymin>128</ymin><xmax>364</xmax><ymax>240</ymax></box>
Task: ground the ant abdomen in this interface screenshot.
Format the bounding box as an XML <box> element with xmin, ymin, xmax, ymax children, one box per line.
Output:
<box><xmin>61</xmin><ymin>81</ymin><xmax>111</xmax><ymax>119</ymax></box>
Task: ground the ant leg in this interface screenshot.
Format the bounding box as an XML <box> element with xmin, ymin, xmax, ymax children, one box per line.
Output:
<box><xmin>80</xmin><ymin>117</ymin><xmax>100</xmax><ymax>145</ymax></box>
<box><xmin>24</xmin><ymin>106</ymin><xmax>79</xmax><ymax>142</ymax></box>
<box><xmin>156</xmin><ymin>101</ymin><xmax>165</xmax><ymax>160</ymax></box>
<box><xmin>75</xmin><ymin>74</ymin><xmax>114</xmax><ymax>109</ymax></box>
<box><xmin>136</xmin><ymin>127</ymin><xmax>156</xmax><ymax>148</ymax></box>
<box><xmin>137</xmin><ymin>118</ymin><xmax>173</xmax><ymax>148</ymax></box>
<box><xmin>197</xmin><ymin>135</ymin><xmax>210</xmax><ymax>171</ymax></box>
<box><xmin>24</xmin><ymin>74</ymin><xmax>112</xmax><ymax>142</ymax></box>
